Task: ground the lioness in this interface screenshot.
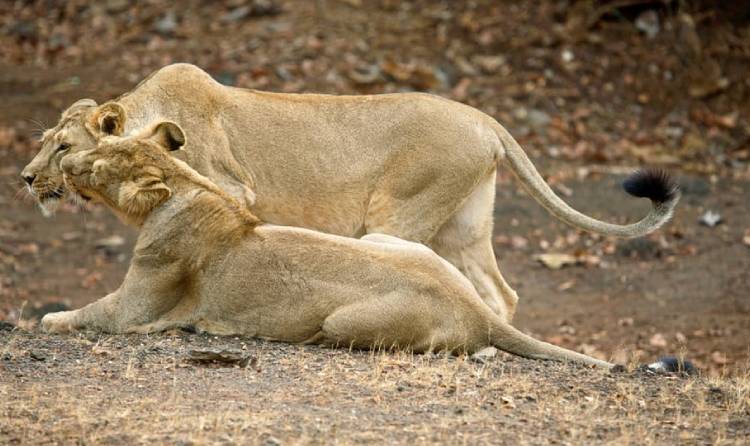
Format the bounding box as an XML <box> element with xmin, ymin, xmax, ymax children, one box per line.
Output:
<box><xmin>41</xmin><ymin>121</ymin><xmax>612</xmax><ymax>368</ymax></box>
<box><xmin>22</xmin><ymin>64</ymin><xmax>679</xmax><ymax>322</ymax></box>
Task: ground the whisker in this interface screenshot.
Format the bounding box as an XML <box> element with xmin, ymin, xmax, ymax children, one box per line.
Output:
<box><xmin>13</xmin><ymin>186</ymin><xmax>30</xmax><ymax>202</ymax></box>
<box><xmin>27</xmin><ymin>117</ymin><xmax>49</xmax><ymax>133</ymax></box>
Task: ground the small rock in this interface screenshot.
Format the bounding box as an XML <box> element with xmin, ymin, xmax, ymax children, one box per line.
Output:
<box><xmin>699</xmin><ymin>210</ymin><xmax>722</xmax><ymax>227</ymax></box>
<box><xmin>635</xmin><ymin>10</ymin><xmax>660</xmax><ymax>39</ymax></box>
<box><xmin>645</xmin><ymin>356</ymin><xmax>698</xmax><ymax>375</ymax></box>
<box><xmin>29</xmin><ymin>350</ymin><xmax>47</xmax><ymax>361</ymax></box>
<box><xmin>561</xmin><ymin>49</ymin><xmax>574</xmax><ymax>63</ymax></box>
<box><xmin>154</xmin><ymin>11</ymin><xmax>178</xmax><ymax>36</ymax></box>
<box><xmin>470</xmin><ymin>346</ymin><xmax>498</xmax><ymax>364</ymax></box>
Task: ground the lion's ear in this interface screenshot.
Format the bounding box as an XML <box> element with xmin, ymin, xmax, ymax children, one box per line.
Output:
<box><xmin>92</xmin><ymin>102</ymin><xmax>126</xmax><ymax>136</ymax></box>
<box><xmin>145</xmin><ymin>121</ymin><xmax>185</xmax><ymax>151</ymax></box>
<box><xmin>63</xmin><ymin>98</ymin><xmax>98</xmax><ymax>117</ymax></box>
<box><xmin>118</xmin><ymin>176</ymin><xmax>172</xmax><ymax>216</ymax></box>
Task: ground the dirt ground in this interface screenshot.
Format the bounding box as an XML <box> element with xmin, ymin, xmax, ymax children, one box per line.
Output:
<box><xmin>2</xmin><ymin>330</ymin><xmax>749</xmax><ymax>444</ymax></box>
<box><xmin>1</xmin><ymin>0</ymin><xmax>749</xmax><ymax>443</ymax></box>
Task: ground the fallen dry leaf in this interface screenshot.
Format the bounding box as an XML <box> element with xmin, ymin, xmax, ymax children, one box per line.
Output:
<box><xmin>534</xmin><ymin>253</ymin><xmax>578</xmax><ymax>269</ymax></box>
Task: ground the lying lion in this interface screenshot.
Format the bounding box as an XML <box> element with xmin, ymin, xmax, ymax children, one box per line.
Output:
<box><xmin>41</xmin><ymin>121</ymin><xmax>612</xmax><ymax>369</ymax></box>
<box><xmin>22</xmin><ymin>64</ymin><xmax>680</xmax><ymax>322</ymax></box>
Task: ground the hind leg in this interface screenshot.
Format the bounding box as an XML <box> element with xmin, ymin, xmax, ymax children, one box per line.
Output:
<box><xmin>317</xmin><ymin>292</ymin><xmax>478</xmax><ymax>353</ymax></box>
<box><xmin>364</xmin><ymin>152</ymin><xmax>490</xmax><ymax>244</ymax></box>
<box><xmin>428</xmin><ymin>170</ymin><xmax>520</xmax><ymax>322</ymax></box>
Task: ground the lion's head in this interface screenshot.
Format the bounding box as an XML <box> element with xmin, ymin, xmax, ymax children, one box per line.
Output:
<box><xmin>21</xmin><ymin>99</ymin><xmax>127</xmax><ymax>215</ymax></box>
<box><xmin>61</xmin><ymin>121</ymin><xmax>185</xmax><ymax>225</ymax></box>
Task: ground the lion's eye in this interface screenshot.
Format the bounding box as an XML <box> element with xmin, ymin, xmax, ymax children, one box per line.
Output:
<box><xmin>56</xmin><ymin>143</ymin><xmax>71</xmax><ymax>153</ymax></box>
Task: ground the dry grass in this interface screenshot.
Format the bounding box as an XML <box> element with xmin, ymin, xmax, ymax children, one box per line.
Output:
<box><xmin>1</xmin><ymin>330</ymin><xmax>748</xmax><ymax>445</ymax></box>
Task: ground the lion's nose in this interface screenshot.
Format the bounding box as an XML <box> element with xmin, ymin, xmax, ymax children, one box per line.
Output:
<box><xmin>22</xmin><ymin>174</ymin><xmax>35</xmax><ymax>186</ymax></box>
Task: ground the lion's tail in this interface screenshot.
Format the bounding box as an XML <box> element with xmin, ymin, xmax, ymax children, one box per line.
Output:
<box><xmin>492</xmin><ymin>123</ymin><xmax>680</xmax><ymax>238</ymax></box>
<box><xmin>489</xmin><ymin>318</ymin><xmax>613</xmax><ymax>368</ymax></box>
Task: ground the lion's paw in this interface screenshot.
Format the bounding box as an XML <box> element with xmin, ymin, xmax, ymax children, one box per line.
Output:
<box><xmin>41</xmin><ymin>311</ymin><xmax>77</xmax><ymax>334</ymax></box>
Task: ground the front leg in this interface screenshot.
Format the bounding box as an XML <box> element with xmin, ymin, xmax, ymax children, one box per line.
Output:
<box><xmin>41</xmin><ymin>291</ymin><xmax>126</xmax><ymax>333</ymax></box>
<box><xmin>42</xmin><ymin>255</ymin><xmax>186</xmax><ymax>334</ymax></box>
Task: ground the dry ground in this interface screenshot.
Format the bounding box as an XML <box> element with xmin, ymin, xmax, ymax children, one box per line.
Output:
<box><xmin>2</xmin><ymin>330</ymin><xmax>749</xmax><ymax>445</ymax></box>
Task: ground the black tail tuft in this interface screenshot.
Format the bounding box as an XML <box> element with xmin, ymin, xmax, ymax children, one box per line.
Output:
<box><xmin>622</xmin><ymin>168</ymin><xmax>679</xmax><ymax>204</ymax></box>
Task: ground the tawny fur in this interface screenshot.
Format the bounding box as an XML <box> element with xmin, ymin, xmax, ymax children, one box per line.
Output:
<box><xmin>23</xmin><ymin>63</ymin><xmax>679</xmax><ymax>322</ymax></box>
<box><xmin>42</xmin><ymin>123</ymin><xmax>612</xmax><ymax>369</ymax></box>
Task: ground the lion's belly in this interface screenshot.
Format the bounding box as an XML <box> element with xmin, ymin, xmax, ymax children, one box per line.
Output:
<box><xmin>250</xmin><ymin>190</ymin><xmax>368</xmax><ymax>237</ymax></box>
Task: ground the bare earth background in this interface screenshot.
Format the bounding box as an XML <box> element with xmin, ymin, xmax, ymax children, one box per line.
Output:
<box><xmin>1</xmin><ymin>1</ymin><xmax>749</xmax><ymax>444</ymax></box>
